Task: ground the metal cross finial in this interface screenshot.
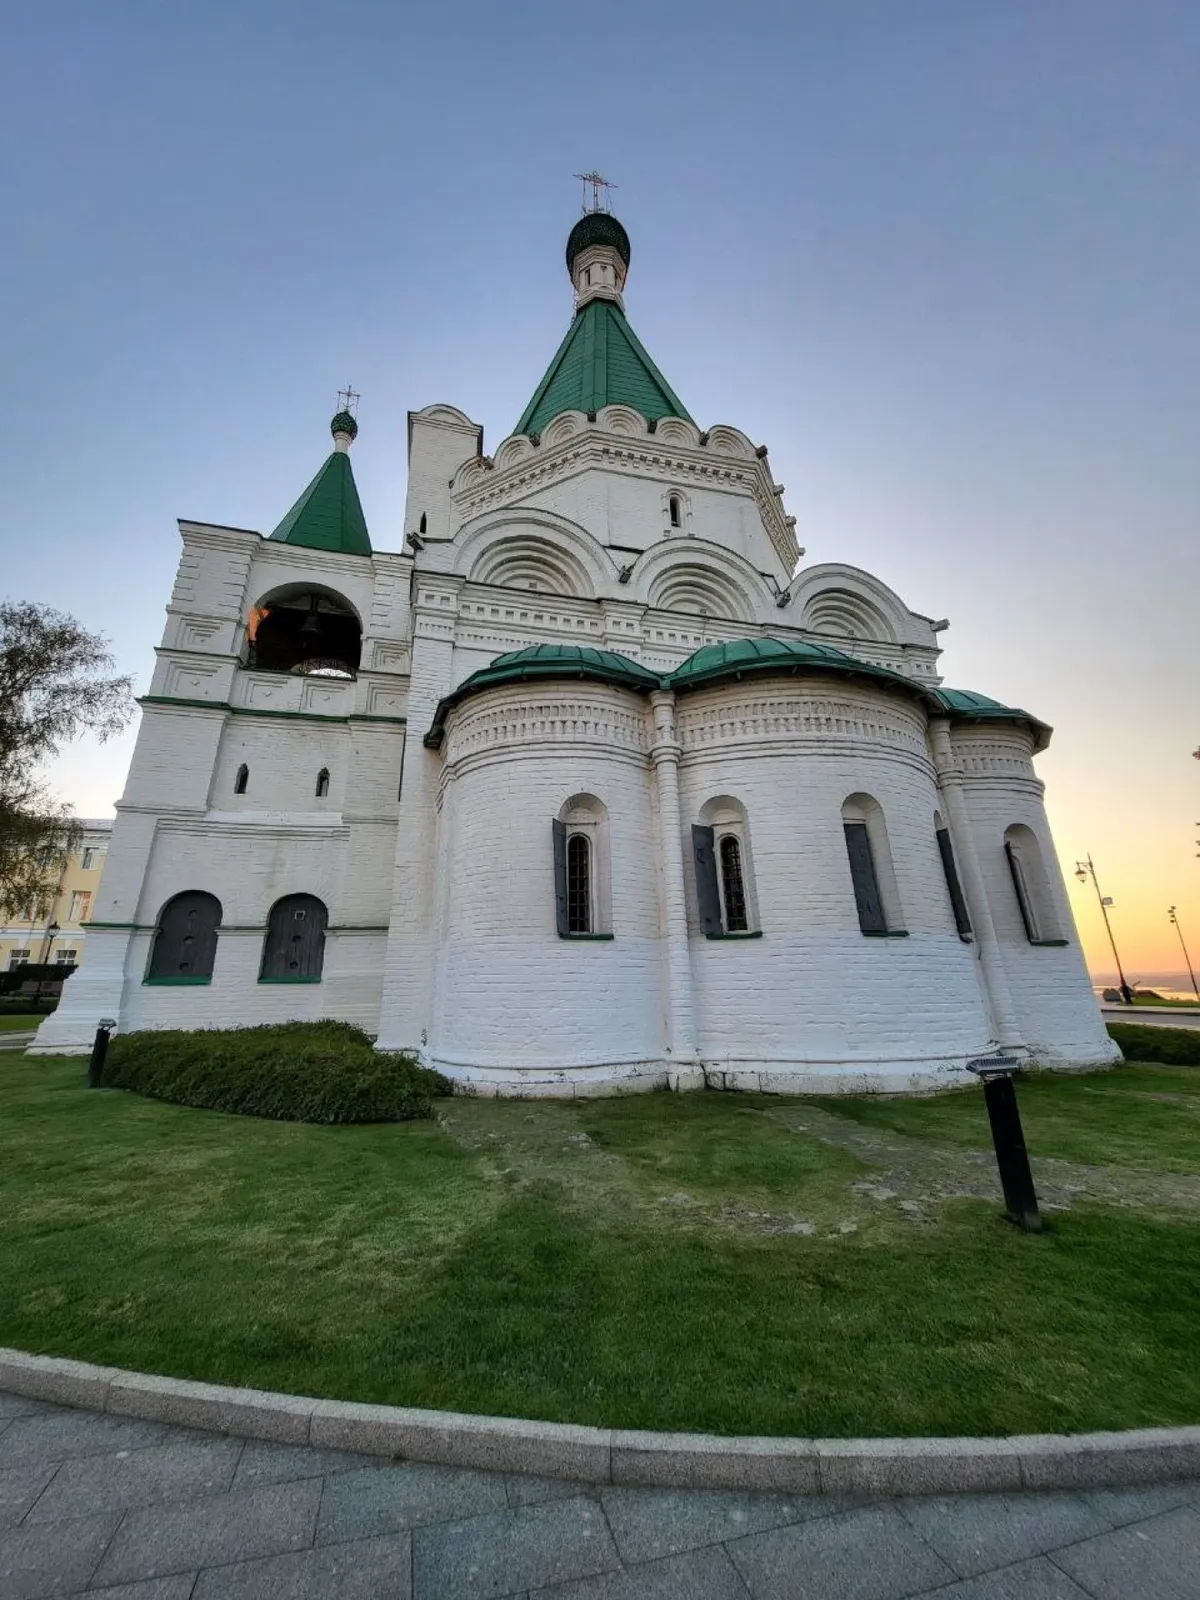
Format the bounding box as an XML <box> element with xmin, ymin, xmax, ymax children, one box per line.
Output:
<box><xmin>337</xmin><ymin>386</ymin><xmax>360</xmax><ymax>416</ymax></box>
<box><xmin>574</xmin><ymin>171</ymin><xmax>617</xmax><ymax>214</ymax></box>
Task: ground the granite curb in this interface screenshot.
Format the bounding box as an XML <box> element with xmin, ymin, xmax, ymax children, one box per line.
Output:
<box><xmin>3</xmin><ymin>1347</ymin><xmax>1198</xmax><ymax>1497</ymax></box>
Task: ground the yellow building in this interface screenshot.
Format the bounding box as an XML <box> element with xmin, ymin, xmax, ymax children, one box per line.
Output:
<box><xmin>0</xmin><ymin>820</ymin><xmax>113</xmax><ymax>974</ymax></box>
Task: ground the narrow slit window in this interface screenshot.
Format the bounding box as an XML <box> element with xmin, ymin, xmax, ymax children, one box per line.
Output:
<box><xmin>668</xmin><ymin>495</ymin><xmax>682</xmax><ymax>528</ymax></box>
<box><xmin>844</xmin><ymin>821</ymin><xmax>887</xmax><ymax>934</ymax></box>
<box><xmin>234</xmin><ymin>764</ymin><xmax>249</xmax><ymax>795</ymax></box>
<box><xmin>936</xmin><ymin>826</ymin><xmax>973</xmax><ymax>940</ymax></box>
<box><xmin>566</xmin><ymin>834</ymin><xmax>591</xmax><ymax>934</ymax></box>
<box><xmin>719</xmin><ymin>835</ymin><xmax>749</xmax><ymax>933</ymax></box>
<box><xmin>315</xmin><ymin>767</ymin><xmax>330</xmax><ymax>798</ymax></box>
<box><xmin>1006</xmin><ymin>841</ymin><xmax>1040</xmax><ymax>942</ymax></box>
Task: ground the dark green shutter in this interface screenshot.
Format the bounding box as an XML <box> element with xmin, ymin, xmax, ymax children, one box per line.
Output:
<box><xmin>1005</xmin><ymin>841</ymin><xmax>1037</xmax><ymax>942</ymax></box>
<box><xmin>692</xmin><ymin>824</ymin><xmax>722</xmax><ymax>937</ymax></box>
<box><xmin>936</xmin><ymin>827</ymin><xmax>973</xmax><ymax>940</ymax></box>
<box><xmin>259</xmin><ymin>894</ymin><xmax>327</xmax><ymax>980</ymax></box>
<box><xmin>148</xmin><ymin>891</ymin><xmax>222</xmax><ymax>979</ymax></box>
<box><xmin>844</xmin><ymin>822</ymin><xmax>887</xmax><ymax>934</ymax></box>
<box><xmin>552</xmin><ymin>818</ymin><xmax>570</xmax><ymax>937</ymax></box>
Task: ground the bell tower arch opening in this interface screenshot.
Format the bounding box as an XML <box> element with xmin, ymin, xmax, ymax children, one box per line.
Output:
<box><xmin>246</xmin><ymin>585</ymin><xmax>362</xmax><ymax>679</ymax></box>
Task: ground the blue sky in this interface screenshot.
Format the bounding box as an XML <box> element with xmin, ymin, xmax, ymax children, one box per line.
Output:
<box><xmin>2</xmin><ymin>0</ymin><xmax>1196</xmax><ymax>972</ymax></box>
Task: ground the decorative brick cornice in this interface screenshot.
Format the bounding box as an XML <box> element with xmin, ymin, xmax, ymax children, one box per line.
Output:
<box><xmin>443</xmin><ymin>687</ymin><xmax>650</xmax><ymax>766</ymax></box>
<box><xmin>676</xmin><ymin>683</ymin><xmax>930</xmax><ymax>764</ymax></box>
<box><xmin>452</xmin><ymin>430</ymin><xmax>798</xmax><ymax>572</ymax></box>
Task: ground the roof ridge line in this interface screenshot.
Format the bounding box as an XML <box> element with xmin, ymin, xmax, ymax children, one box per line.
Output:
<box><xmin>514</xmin><ymin>298</ymin><xmax>693</xmax><ymax>437</ymax></box>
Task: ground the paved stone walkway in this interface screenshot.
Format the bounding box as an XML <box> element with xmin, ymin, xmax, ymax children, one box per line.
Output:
<box><xmin>2</xmin><ymin>1395</ymin><xmax>1198</xmax><ymax>1598</ymax></box>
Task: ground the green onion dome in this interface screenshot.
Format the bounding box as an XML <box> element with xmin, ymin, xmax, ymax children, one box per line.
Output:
<box><xmin>330</xmin><ymin>410</ymin><xmax>358</xmax><ymax>440</ymax></box>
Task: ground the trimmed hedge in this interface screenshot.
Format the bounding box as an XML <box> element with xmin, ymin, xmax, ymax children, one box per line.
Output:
<box><xmin>0</xmin><ymin>997</ymin><xmax>56</xmax><ymax>1016</ymax></box>
<box><xmin>103</xmin><ymin>1021</ymin><xmax>453</xmax><ymax>1123</ymax></box>
<box><xmin>1107</xmin><ymin>1021</ymin><xmax>1200</xmax><ymax>1067</ymax></box>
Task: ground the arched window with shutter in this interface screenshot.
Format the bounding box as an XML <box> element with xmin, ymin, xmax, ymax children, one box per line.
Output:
<box><xmin>692</xmin><ymin>796</ymin><xmax>760</xmax><ymax>938</ymax></box>
<box><xmin>841</xmin><ymin>793</ymin><xmax>906</xmax><ymax>937</ymax></box>
<box><xmin>259</xmin><ymin>894</ymin><xmax>328</xmax><ymax>983</ymax></box>
<box><xmin>552</xmin><ymin>794</ymin><xmax>612</xmax><ymax>938</ymax></box>
<box><xmin>146</xmin><ymin>891</ymin><xmax>222</xmax><ymax>983</ymax></box>
<box><xmin>934</xmin><ymin>810</ymin><xmax>973</xmax><ymax>941</ymax></box>
<box><xmin>1003</xmin><ymin>824</ymin><xmax>1065</xmax><ymax>945</ymax></box>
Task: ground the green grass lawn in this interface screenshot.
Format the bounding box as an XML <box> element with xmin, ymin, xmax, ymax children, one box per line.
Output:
<box><xmin>1</xmin><ymin>1056</ymin><xmax>1198</xmax><ymax>1439</ymax></box>
<box><xmin>812</xmin><ymin>1060</ymin><xmax>1200</xmax><ymax>1174</ymax></box>
<box><xmin>1131</xmin><ymin>995</ymin><xmax>1200</xmax><ymax>1009</ymax></box>
<box><xmin>0</xmin><ymin>1014</ymin><xmax>43</xmax><ymax>1032</ymax></box>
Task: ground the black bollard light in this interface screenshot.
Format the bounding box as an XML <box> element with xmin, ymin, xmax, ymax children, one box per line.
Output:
<box><xmin>88</xmin><ymin>1018</ymin><xmax>116</xmax><ymax>1088</ymax></box>
<box><xmin>967</xmin><ymin>1055</ymin><xmax>1042</xmax><ymax>1233</ymax></box>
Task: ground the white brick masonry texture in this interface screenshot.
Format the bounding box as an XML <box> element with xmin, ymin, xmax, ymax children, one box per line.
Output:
<box><xmin>954</xmin><ymin>728</ymin><xmax>1117</xmax><ymax>1067</ymax></box>
<box><xmin>36</xmin><ymin>407</ymin><xmax>1117</xmax><ymax>1088</ymax></box>
<box><xmin>677</xmin><ymin>680</ymin><xmax>996</xmax><ymax>1089</ymax></box>
<box><xmin>429</xmin><ymin>683</ymin><xmax>664</xmax><ymax>1087</ymax></box>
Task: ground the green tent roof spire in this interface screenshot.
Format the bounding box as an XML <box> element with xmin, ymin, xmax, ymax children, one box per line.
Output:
<box><xmin>515</xmin><ymin>212</ymin><xmax>693</xmax><ymax>438</ymax></box>
<box><xmin>269</xmin><ymin>410</ymin><xmax>372</xmax><ymax>557</ymax></box>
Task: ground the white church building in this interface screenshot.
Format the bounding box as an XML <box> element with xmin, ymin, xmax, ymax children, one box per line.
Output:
<box><xmin>35</xmin><ymin>208</ymin><xmax>1118</xmax><ymax>1093</ymax></box>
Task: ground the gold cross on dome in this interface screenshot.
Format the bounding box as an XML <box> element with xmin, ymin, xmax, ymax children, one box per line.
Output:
<box><xmin>574</xmin><ymin>171</ymin><xmax>617</xmax><ymax>213</ymax></box>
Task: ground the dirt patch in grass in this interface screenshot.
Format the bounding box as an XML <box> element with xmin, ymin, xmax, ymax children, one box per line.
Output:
<box><xmin>767</xmin><ymin>1102</ymin><xmax>1200</xmax><ymax>1226</ymax></box>
<box><xmin>439</xmin><ymin>1093</ymin><xmax>871</xmax><ymax>1238</ymax></box>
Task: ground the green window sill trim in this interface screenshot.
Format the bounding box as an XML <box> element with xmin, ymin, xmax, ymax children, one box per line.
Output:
<box><xmin>138</xmin><ymin>695</ymin><xmax>405</xmax><ymax>727</ymax></box>
<box><xmin>862</xmin><ymin>929</ymin><xmax>910</xmax><ymax>938</ymax></box>
<box><xmin>144</xmin><ymin>976</ymin><xmax>213</xmax><ymax>986</ymax></box>
<box><xmin>705</xmin><ymin>929</ymin><xmax>764</xmax><ymax>940</ymax></box>
<box><xmin>258</xmin><ymin>976</ymin><xmax>323</xmax><ymax>984</ymax></box>
<box><xmin>558</xmin><ymin>933</ymin><xmax>616</xmax><ymax>941</ymax></box>
<box><xmin>1029</xmin><ymin>938</ymin><xmax>1070</xmax><ymax>947</ymax></box>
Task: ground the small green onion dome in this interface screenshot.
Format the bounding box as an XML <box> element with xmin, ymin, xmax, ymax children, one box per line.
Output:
<box><xmin>330</xmin><ymin>410</ymin><xmax>358</xmax><ymax>440</ymax></box>
<box><xmin>566</xmin><ymin>212</ymin><xmax>631</xmax><ymax>273</ymax></box>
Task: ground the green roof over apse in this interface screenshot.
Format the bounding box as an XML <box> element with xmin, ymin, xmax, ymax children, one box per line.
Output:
<box><xmin>933</xmin><ymin>687</ymin><xmax>1051</xmax><ymax>747</ymax></box>
<box><xmin>268</xmin><ymin>415</ymin><xmax>372</xmax><ymax>557</ymax></box>
<box><xmin>670</xmin><ymin>636</ymin><xmax>932</xmax><ymax>700</ymax></box>
<box><xmin>424</xmin><ymin>644</ymin><xmax>660</xmax><ymax>748</ymax></box>
<box><xmin>515</xmin><ymin>298</ymin><xmax>694</xmax><ymax>439</ymax></box>
<box><xmin>423</xmin><ymin>638</ymin><xmax>1054</xmax><ymax>751</ymax></box>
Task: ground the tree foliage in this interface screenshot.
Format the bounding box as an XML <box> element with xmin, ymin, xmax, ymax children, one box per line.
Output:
<box><xmin>0</xmin><ymin>602</ymin><xmax>134</xmax><ymax>916</ymax></box>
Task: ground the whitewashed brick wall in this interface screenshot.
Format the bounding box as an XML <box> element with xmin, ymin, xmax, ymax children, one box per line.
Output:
<box><xmin>35</xmin><ymin>515</ymin><xmax>406</xmax><ymax>1053</ymax></box>
<box><xmin>426</xmin><ymin>683</ymin><xmax>665</xmax><ymax>1090</ymax></box>
<box><xmin>953</xmin><ymin>728</ymin><xmax>1118</xmax><ymax>1066</ymax></box>
<box><xmin>677</xmin><ymin>679</ymin><xmax>996</xmax><ymax>1089</ymax></box>
<box><xmin>35</xmin><ymin>396</ymin><xmax>1113</xmax><ymax>1091</ymax></box>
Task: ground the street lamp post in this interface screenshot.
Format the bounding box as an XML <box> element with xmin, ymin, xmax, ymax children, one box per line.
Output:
<box><xmin>1074</xmin><ymin>856</ymin><xmax>1133</xmax><ymax>1006</ymax></box>
<box><xmin>35</xmin><ymin>919</ymin><xmax>60</xmax><ymax>1005</ymax></box>
<box><xmin>1168</xmin><ymin>907</ymin><xmax>1200</xmax><ymax>1004</ymax></box>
